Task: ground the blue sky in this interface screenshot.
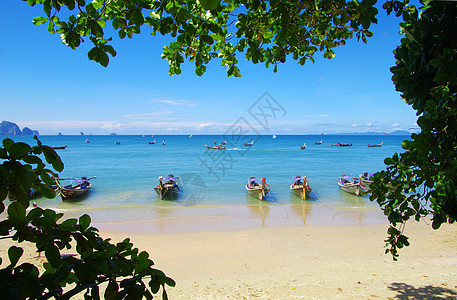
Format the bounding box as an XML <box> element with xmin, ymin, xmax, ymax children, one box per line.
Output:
<box><xmin>0</xmin><ymin>1</ymin><xmax>419</xmax><ymax>135</ymax></box>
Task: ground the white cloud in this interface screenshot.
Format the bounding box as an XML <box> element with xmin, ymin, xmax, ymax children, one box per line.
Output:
<box><xmin>197</xmin><ymin>123</ymin><xmax>212</xmax><ymax>129</ymax></box>
<box><xmin>151</xmin><ymin>99</ymin><xmax>197</xmax><ymax>107</ymax></box>
<box><xmin>352</xmin><ymin>123</ymin><xmax>358</xmax><ymax>127</ymax></box>
<box><xmin>121</xmin><ymin>110</ymin><xmax>174</xmax><ymax>119</ymax></box>
<box><xmin>366</xmin><ymin>122</ymin><xmax>373</xmax><ymax>127</ymax></box>
<box><xmin>392</xmin><ymin>123</ymin><xmax>400</xmax><ymax>127</ymax></box>
<box><xmin>318</xmin><ymin>114</ymin><xmax>329</xmax><ymax>118</ymax></box>
<box><xmin>102</xmin><ymin>123</ymin><xmax>123</xmax><ymax>130</ymax></box>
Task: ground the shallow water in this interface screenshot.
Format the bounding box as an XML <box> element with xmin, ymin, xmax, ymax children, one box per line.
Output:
<box><xmin>2</xmin><ymin>134</ymin><xmax>408</xmax><ymax>225</ymax></box>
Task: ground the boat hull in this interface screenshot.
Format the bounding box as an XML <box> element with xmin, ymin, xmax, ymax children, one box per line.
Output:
<box><xmin>338</xmin><ymin>181</ymin><xmax>365</xmax><ymax>196</ymax></box>
<box><xmin>59</xmin><ymin>183</ymin><xmax>91</xmax><ymax>200</ymax></box>
<box><xmin>154</xmin><ymin>186</ymin><xmax>179</xmax><ymax>199</ymax></box>
<box><xmin>290</xmin><ymin>184</ymin><xmax>312</xmax><ymax>200</ymax></box>
<box><xmin>245</xmin><ymin>184</ymin><xmax>269</xmax><ymax>200</ymax></box>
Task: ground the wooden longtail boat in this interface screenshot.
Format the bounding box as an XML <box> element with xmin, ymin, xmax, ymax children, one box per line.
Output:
<box><xmin>154</xmin><ymin>175</ymin><xmax>180</xmax><ymax>199</ymax></box>
<box><xmin>331</xmin><ymin>142</ymin><xmax>352</xmax><ymax>146</ymax></box>
<box><xmin>56</xmin><ymin>176</ymin><xmax>95</xmax><ymax>201</ymax></box>
<box><xmin>368</xmin><ymin>142</ymin><xmax>383</xmax><ymax>147</ymax></box>
<box><xmin>245</xmin><ymin>177</ymin><xmax>270</xmax><ymax>200</ymax></box>
<box><xmin>244</xmin><ymin>141</ymin><xmax>254</xmax><ymax>146</ymax></box>
<box><xmin>300</xmin><ymin>143</ymin><xmax>306</xmax><ymax>150</ymax></box>
<box><xmin>290</xmin><ymin>176</ymin><xmax>312</xmax><ymax>200</ymax></box>
<box><xmin>205</xmin><ymin>144</ymin><xmax>226</xmax><ymax>150</ymax></box>
<box><xmin>338</xmin><ymin>174</ymin><xmax>367</xmax><ymax>196</ymax></box>
<box><xmin>149</xmin><ymin>140</ymin><xmax>155</xmax><ymax>144</ymax></box>
<box><xmin>315</xmin><ymin>140</ymin><xmax>323</xmax><ymax>145</ymax></box>
<box><xmin>51</xmin><ymin>143</ymin><xmax>68</xmax><ymax>150</ymax></box>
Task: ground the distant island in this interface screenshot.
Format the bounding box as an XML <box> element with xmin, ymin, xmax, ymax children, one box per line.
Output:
<box><xmin>0</xmin><ymin>121</ymin><xmax>39</xmax><ymax>136</ymax></box>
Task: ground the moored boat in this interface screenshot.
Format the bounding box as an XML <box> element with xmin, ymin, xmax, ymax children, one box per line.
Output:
<box><xmin>154</xmin><ymin>175</ymin><xmax>180</xmax><ymax>199</ymax></box>
<box><xmin>149</xmin><ymin>140</ymin><xmax>155</xmax><ymax>144</ymax></box>
<box><xmin>55</xmin><ymin>176</ymin><xmax>95</xmax><ymax>201</ymax></box>
<box><xmin>360</xmin><ymin>172</ymin><xmax>373</xmax><ymax>188</ymax></box>
<box><xmin>368</xmin><ymin>142</ymin><xmax>383</xmax><ymax>147</ymax></box>
<box><xmin>338</xmin><ymin>174</ymin><xmax>367</xmax><ymax>196</ymax></box>
<box><xmin>315</xmin><ymin>140</ymin><xmax>322</xmax><ymax>145</ymax></box>
<box><xmin>331</xmin><ymin>142</ymin><xmax>352</xmax><ymax>146</ymax></box>
<box><xmin>244</xmin><ymin>141</ymin><xmax>254</xmax><ymax>146</ymax></box>
<box><xmin>300</xmin><ymin>143</ymin><xmax>306</xmax><ymax>150</ymax></box>
<box><xmin>115</xmin><ymin>141</ymin><xmax>120</xmax><ymax>145</ymax></box>
<box><xmin>161</xmin><ymin>141</ymin><xmax>166</xmax><ymax>145</ymax></box>
<box><xmin>290</xmin><ymin>176</ymin><xmax>312</xmax><ymax>200</ymax></box>
<box><xmin>51</xmin><ymin>143</ymin><xmax>68</xmax><ymax>150</ymax></box>
<box><xmin>245</xmin><ymin>177</ymin><xmax>270</xmax><ymax>200</ymax></box>
<box><xmin>205</xmin><ymin>144</ymin><xmax>226</xmax><ymax>150</ymax></box>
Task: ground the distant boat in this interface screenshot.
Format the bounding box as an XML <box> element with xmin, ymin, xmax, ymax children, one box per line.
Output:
<box><xmin>245</xmin><ymin>177</ymin><xmax>270</xmax><ymax>200</ymax></box>
<box><xmin>315</xmin><ymin>140</ymin><xmax>323</xmax><ymax>145</ymax></box>
<box><xmin>51</xmin><ymin>143</ymin><xmax>68</xmax><ymax>150</ymax></box>
<box><xmin>149</xmin><ymin>140</ymin><xmax>155</xmax><ymax>144</ymax></box>
<box><xmin>85</xmin><ymin>139</ymin><xmax>90</xmax><ymax>143</ymax></box>
<box><xmin>290</xmin><ymin>176</ymin><xmax>312</xmax><ymax>200</ymax></box>
<box><xmin>300</xmin><ymin>143</ymin><xmax>306</xmax><ymax>150</ymax></box>
<box><xmin>205</xmin><ymin>144</ymin><xmax>225</xmax><ymax>150</ymax></box>
<box><xmin>331</xmin><ymin>142</ymin><xmax>352</xmax><ymax>146</ymax></box>
<box><xmin>115</xmin><ymin>141</ymin><xmax>120</xmax><ymax>145</ymax></box>
<box><xmin>338</xmin><ymin>174</ymin><xmax>367</xmax><ymax>196</ymax></box>
<box><xmin>55</xmin><ymin>176</ymin><xmax>95</xmax><ymax>201</ymax></box>
<box><xmin>368</xmin><ymin>142</ymin><xmax>383</xmax><ymax>147</ymax></box>
<box><xmin>221</xmin><ymin>140</ymin><xmax>226</xmax><ymax>145</ymax></box>
<box><xmin>244</xmin><ymin>140</ymin><xmax>254</xmax><ymax>146</ymax></box>
<box><xmin>189</xmin><ymin>134</ymin><xmax>193</xmax><ymax>138</ymax></box>
<box><xmin>142</xmin><ymin>135</ymin><xmax>145</xmax><ymax>138</ymax></box>
<box><xmin>273</xmin><ymin>135</ymin><xmax>277</xmax><ymax>139</ymax></box>
<box><xmin>154</xmin><ymin>175</ymin><xmax>179</xmax><ymax>199</ymax></box>
<box><xmin>161</xmin><ymin>141</ymin><xmax>166</xmax><ymax>145</ymax></box>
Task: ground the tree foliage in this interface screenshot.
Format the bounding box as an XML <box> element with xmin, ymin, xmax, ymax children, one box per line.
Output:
<box><xmin>0</xmin><ymin>137</ymin><xmax>174</xmax><ymax>298</ymax></box>
<box><xmin>370</xmin><ymin>0</ymin><xmax>457</xmax><ymax>260</ymax></box>
<box><xmin>17</xmin><ymin>0</ymin><xmax>457</xmax><ymax>261</ymax></box>
<box><xmin>24</xmin><ymin>0</ymin><xmax>378</xmax><ymax>76</ymax></box>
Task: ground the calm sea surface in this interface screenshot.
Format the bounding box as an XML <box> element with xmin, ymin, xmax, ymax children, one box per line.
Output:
<box><xmin>3</xmin><ymin>134</ymin><xmax>409</xmax><ymax>226</ymax></box>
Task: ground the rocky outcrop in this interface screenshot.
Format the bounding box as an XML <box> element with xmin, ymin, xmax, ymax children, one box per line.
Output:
<box><xmin>0</xmin><ymin>121</ymin><xmax>39</xmax><ymax>136</ymax></box>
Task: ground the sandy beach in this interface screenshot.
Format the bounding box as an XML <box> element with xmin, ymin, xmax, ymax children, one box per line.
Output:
<box><xmin>2</xmin><ymin>211</ymin><xmax>456</xmax><ymax>299</ymax></box>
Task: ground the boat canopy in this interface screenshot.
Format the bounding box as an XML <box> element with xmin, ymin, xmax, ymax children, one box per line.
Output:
<box><xmin>340</xmin><ymin>175</ymin><xmax>358</xmax><ymax>180</ymax></box>
<box><xmin>163</xmin><ymin>176</ymin><xmax>176</xmax><ymax>181</ymax></box>
<box><xmin>249</xmin><ymin>178</ymin><xmax>260</xmax><ymax>183</ymax></box>
<box><xmin>293</xmin><ymin>177</ymin><xmax>304</xmax><ymax>182</ymax></box>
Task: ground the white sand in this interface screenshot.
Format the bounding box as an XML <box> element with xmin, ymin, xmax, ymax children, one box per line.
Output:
<box><xmin>1</xmin><ymin>217</ymin><xmax>456</xmax><ymax>299</ymax></box>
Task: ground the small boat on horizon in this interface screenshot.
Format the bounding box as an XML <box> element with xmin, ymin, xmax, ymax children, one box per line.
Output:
<box><xmin>273</xmin><ymin>135</ymin><xmax>277</xmax><ymax>139</ymax></box>
<box><xmin>85</xmin><ymin>139</ymin><xmax>90</xmax><ymax>143</ymax></box>
<box><xmin>161</xmin><ymin>141</ymin><xmax>166</xmax><ymax>145</ymax></box>
<box><xmin>331</xmin><ymin>142</ymin><xmax>352</xmax><ymax>147</ymax></box>
<box><xmin>51</xmin><ymin>143</ymin><xmax>68</xmax><ymax>150</ymax></box>
<box><xmin>154</xmin><ymin>175</ymin><xmax>179</xmax><ymax>199</ymax></box>
<box><xmin>315</xmin><ymin>140</ymin><xmax>322</xmax><ymax>145</ymax></box>
<box><xmin>368</xmin><ymin>142</ymin><xmax>383</xmax><ymax>147</ymax></box>
<box><xmin>338</xmin><ymin>174</ymin><xmax>367</xmax><ymax>196</ymax></box>
<box><xmin>115</xmin><ymin>141</ymin><xmax>120</xmax><ymax>145</ymax></box>
<box><xmin>290</xmin><ymin>176</ymin><xmax>312</xmax><ymax>200</ymax></box>
<box><xmin>205</xmin><ymin>144</ymin><xmax>226</xmax><ymax>150</ymax></box>
<box><xmin>300</xmin><ymin>143</ymin><xmax>306</xmax><ymax>150</ymax></box>
<box><xmin>245</xmin><ymin>177</ymin><xmax>270</xmax><ymax>200</ymax></box>
<box><xmin>55</xmin><ymin>176</ymin><xmax>95</xmax><ymax>201</ymax></box>
<box><xmin>244</xmin><ymin>141</ymin><xmax>254</xmax><ymax>147</ymax></box>
<box><xmin>149</xmin><ymin>140</ymin><xmax>155</xmax><ymax>144</ymax></box>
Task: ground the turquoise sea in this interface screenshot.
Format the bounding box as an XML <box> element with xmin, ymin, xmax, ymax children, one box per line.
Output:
<box><xmin>3</xmin><ymin>134</ymin><xmax>409</xmax><ymax>229</ymax></box>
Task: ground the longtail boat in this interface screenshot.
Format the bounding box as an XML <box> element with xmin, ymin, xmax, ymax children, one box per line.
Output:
<box><xmin>51</xmin><ymin>143</ymin><xmax>68</xmax><ymax>150</ymax></box>
<box><xmin>290</xmin><ymin>176</ymin><xmax>313</xmax><ymax>200</ymax></box>
<box><xmin>245</xmin><ymin>177</ymin><xmax>270</xmax><ymax>200</ymax></box>
<box><xmin>300</xmin><ymin>143</ymin><xmax>306</xmax><ymax>150</ymax></box>
<box><xmin>315</xmin><ymin>140</ymin><xmax>322</xmax><ymax>145</ymax></box>
<box><xmin>244</xmin><ymin>141</ymin><xmax>254</xmax><ymax>146</ymax></box>
<box><xmin>55</xmin><ymin>176</ymin><xmax>95</xmax><ymax>201</ymax></box>
<box><xmin>205</xmin><ymin>144</ymin><xmax>226</xmax><ymax>150</ymax></box>
<box><xmin>368</xmin><ymin>142</ymin><xmax>383</xmax><ymax>147</ymax></box>
<box><xmin>154</xmin><ymin>175</ymin><xmax>179</xmax><ymax>199</ymax></box>
<box><xmin>331</xmin><ymin>142</ymin><xmax>352</xmax><ymax>146</ymax></box>
<box><xmin>338</xmin><ymin>174</ymin><xmax>367</xmax><ymax>196</ymax></box>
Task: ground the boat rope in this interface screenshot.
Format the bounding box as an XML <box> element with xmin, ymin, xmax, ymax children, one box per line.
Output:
<box><xmin>310</xmin><ymin>189</ymin><xmax>340</xmax><ymax>221</ymax></box>
<box><xmin>267</xmin><ymin>190</ymin><xmax>289</xmax><ymax>220</ymax></box>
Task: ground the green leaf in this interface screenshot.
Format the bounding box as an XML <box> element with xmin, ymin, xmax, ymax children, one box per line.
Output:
<box><xmin>8</xmin><ymin>246</ymin><xmax>24</xmax><ymax>266</ymax></box>
<box><xmin>39</xmin><ymin>184</ymin><xmax>55</xmax><ymax>199</ymax></box>
<box><xmin>45</xmin><ymin>244</ymin><xmax>62</xmax><ymax>268</ymax></box>
<box><xmin>42</xmin><ymin>146</ymin><xmax>64</xmax><ymax>172</ymax></box>
<box><xmin>33</xmin><ymin>16</ymin><xmax>48</xmax><ymax>26</ymax></box>
<box><xmin>79</xmin><ymin>214</ymin><xmax>91</xmax><ymax>232</ymax></box>
<box><xmin>7</xmin><ymin>202</ymin><xmax>26</xmax><ymax>223</ymax></box>
<box><xmin>200</xmin><ymin>0</ymin><xmax>220</xmax><ymax>10</ymax></box>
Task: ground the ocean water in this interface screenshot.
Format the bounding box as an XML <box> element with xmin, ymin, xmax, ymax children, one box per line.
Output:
<box><xmin>2</xmin><ymin>134</ymin><xmax>409</xmax><ymax>226</ymax></box>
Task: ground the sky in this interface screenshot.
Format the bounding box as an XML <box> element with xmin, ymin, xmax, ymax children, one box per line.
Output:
<box><xmin>0</xmin><ymin>1</ymin><xmax>419</xmax><ymax>135</ymax></box>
